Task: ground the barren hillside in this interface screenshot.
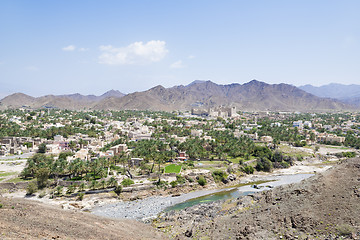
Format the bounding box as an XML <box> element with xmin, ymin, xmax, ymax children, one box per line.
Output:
<box><xmin>0</xmin><ymin>196</ymin><xmax>166</xmax><ymax>240</ymax></box>
<box><xmin>1</xmin><ymin>80</ymin><xmax>355</xmax><ymax>111</ymax></box>
<box><xmin>157</xmin><ymin>158</ymin><xmax>360</xmax><ymax>239</ymax></box>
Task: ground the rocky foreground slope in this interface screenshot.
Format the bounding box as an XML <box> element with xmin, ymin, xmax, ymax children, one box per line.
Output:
<box><xmin>0</xmin><ymin>196</ymin><xmax>165</xmax><ymax>240</ymax></box>
<box><xmin>155</xmin><ymin>158</ymin><xmax>360</xmax><ymax>239</ymax></box>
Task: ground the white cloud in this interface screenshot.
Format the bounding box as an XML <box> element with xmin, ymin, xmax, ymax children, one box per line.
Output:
<box><xmin>99</xmin><ymin>40</ymin><xmax>168</xmax><ymax>65</ymax></box>
<box><xmin>170</xmin><ymin>60</ymin><xmax>185</xmax><ymax>69</ymax></box>
<box><xmin>79</xmin><ymin>48</ymin><xmax>89</xmax><ymax>52</ymax></box>
<box><xmin>188</xmin><ymin>55</ymin><xmax>195</xmax><ymax>59</ymax></box>
<box><xmin>62</xmin><ymin>45</ymin><xmax>76</xmax><ymax>51</ymax></box>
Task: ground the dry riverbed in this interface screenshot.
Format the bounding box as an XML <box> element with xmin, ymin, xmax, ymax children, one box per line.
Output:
<box><xmin>1</xmin><ymin>155</ymin><xmax>340</xmax><ymax>224</ymax></box>
<box><xmin>91</xmin><ymin>157</ymin><xmax>334</xmax><ymax>222</ymax></box>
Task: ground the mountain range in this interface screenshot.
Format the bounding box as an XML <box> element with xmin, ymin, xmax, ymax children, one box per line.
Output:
<box><xmin>0</xmin><ymin>90</ymin><xmax>125</xmax><ymax>110</ymax></box>
<box><xmin>0</xmin><ymin>80</ymin><xmax>356</xmax><ymax>112</ymax></box>
<box><xmin>299</xmin><ymin>83</ymin><xmax>360</xmax><ymax>107</ymax></box>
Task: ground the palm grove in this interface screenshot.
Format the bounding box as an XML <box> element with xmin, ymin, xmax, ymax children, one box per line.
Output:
<box><xmin>1</xmin><ymin>109</ymin><xmax>357</xmax><ymax>195</ymax></box>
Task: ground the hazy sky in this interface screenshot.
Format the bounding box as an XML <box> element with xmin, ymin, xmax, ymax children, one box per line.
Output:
<box><xmin>1</xmin><ymin>0</ymin><xmax>359</xmax><ymax>98</ymax></box>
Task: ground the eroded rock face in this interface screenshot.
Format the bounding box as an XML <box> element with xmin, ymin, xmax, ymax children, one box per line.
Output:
<box><xmin>227</xmin><ymin>174</ymin><xmax>236</xmax><ymax>182</ymax></box>
<box><xmin>154</xmin><ymin>158</ymin><xmax>360</xmax><ymax>240</ymax></box>
<box><xmin>0</xmin><ymin>196</ymin><xmax>166</xmax><ymax>240</ymax></box>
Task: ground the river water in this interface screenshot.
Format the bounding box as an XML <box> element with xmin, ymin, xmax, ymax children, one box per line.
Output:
<box><xmin>92</xmin><ymin>173</ymin><xmax>313</xmax><ymax>221</ymax></box>
<box><xmin>165</xmin><ymin>173</ymin><xmax>313</xmax><ymax>211</ymax></box>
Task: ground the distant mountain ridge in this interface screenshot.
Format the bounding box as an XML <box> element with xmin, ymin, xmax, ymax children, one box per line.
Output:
<box><xmin>0</xmin><ymin>90</ymin><xmax>125</xmax><ymax>110</ymax></box>
<box><xmin>0</xmin><ymin>80</ymin><xmax>356</xmax><ymax>111</ymax></box>
<box><xmin>299</xmin><ymin>83</ymin><xmax>360</xmax><ymax>107</ymax></box>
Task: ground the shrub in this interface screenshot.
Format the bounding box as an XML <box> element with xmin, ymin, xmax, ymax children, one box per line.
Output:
<box><xmin>336</xmin><ymin>224</ymin><xmax>354</xmax><ymax>236</ymax></box>
<box><xmin>107</xmin><ymin>177</ymin><xmax>117</xmax><ymax>187</ymax></box>
<box><xmin>255</xmin><ymin>158</ymin><xmax>273</xmax><ymax>172</ymax></box>
<box><xmin>153</xmin><ymin>180</ymin><xmax>168</xmax><ymax>189</ymax></box>
<box><xmin>90</xmin><ymin>180</ymin><xmax>97</xmax><ymax>190</ymax></box>
<box><xmin>100</xmin><ymin>179</ymin><xmax>106</xmax><ymax>189</ymax></box>
<box><xmin>186</xmin><ymin>176</ymin><xmax>194</xmax><ymax>183</ymax></box>
<box><xmin>242</xmin><ymin>165</ymin><xmax>254</xmax><ymax>174</ymax></box>
<box><xmin>212</xmin><ymin>170</ymin><xmax>228</xmax><ymax>183</ymax></box>
<box><xmin>170</xmin><ymin>180</ymin><xmax>178</xmax><ymax>188</ymax></box>
<box><xmin>38</xmin><ymin>191</ymin><xmax>46</xmax><ymax>198</ymax></box>
<box><xmin>37</xmin><ymin>143</ymin><xmax>47</xmax><ymax>154</ymax></box>
<box><xmin>293</xmin><ymin>140</ymin><xmax>306</xmax><ymax>147</ymax></box>
<box><xmin>186</xmin><ymin>161</ymin><xmax>194</xmax><ymax>167</ymax></box>
<box><xmin>79</xmin><ymin>182</ymin><xmax>86</xmax><ymax>192</ymax></box>
<box><xmin>176</xmin><ymin>175</ymin><xmax>186</xmax><ymax>184</ymax></box>
<box><xmin>110</xmin><ymin>164</ymin><xmax>122</xmax><ymax>171</ymax></box>
<box><xmin>54</xmin><ymin>186</ymin><xmax>63</xmax><ymax>196</ymax></box>
<box><xmin>121</xmin><ymin>178</ymin><xmax>134</xmax><ymax>187</ymax></box>
<box><xmin>67</xmin><ymin>184</ymin><xmax>77</xmax><ymax>194</ymax></box>
<box><xmin>227</xmin><ymin>166</ymin><xmax>235</xmax><ymax>174</ymax></box>
<box><xmin>77</xmin><ymin>192</ymin><xmax>85</xmax><ymax>201</ymax></box>
<box><xmin>36</xmin><ymin>167</ymin><xmax>49</xmax><ymax>189</ymax></box>
<box><xmin>280</xmin><ymin>161</ymin><xmax>290</xmax><ymax>168</ymax></box>
<box><xmin>197</xmin><ymin>176</ymin><xmax>207</xmax><ymax>186</ymax></box>
<box><xmin>114</xmin><ymin>185</ymin><xmax>122</xmax><ymax>196</ymax></box>
<box><xmin>26</xmin><ymin>182</ymin><xmax>38</xmax><ymax>195</ymax></box>
<box><xmin>58</xmin><ymin>151</ymin><xmax>73</xmax><ymax>160</ymax></box>
<box><xmin>342</xmin><ymin>152</ymin><xmax>356</xmax><ymax>158</ymax></box>
<box><xmin>0</xmin><ymin>203</ymin><xmax>3</xmax><ymax>208</ymax></box>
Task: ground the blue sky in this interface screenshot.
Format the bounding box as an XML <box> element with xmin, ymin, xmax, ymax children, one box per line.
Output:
<box><xmin>1</xmin><ymin>0</ymin><xmax>359</xmax><ymax>98</ymax></box>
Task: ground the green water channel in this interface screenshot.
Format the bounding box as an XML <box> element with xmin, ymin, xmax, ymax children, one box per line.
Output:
<box><xmin>165</xmin><ymin>180</ymin><xmax>272</xmax><ymax>212</ymax></box>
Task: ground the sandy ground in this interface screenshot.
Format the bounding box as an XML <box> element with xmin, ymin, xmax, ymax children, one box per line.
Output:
<box><xmin>0</xmin><ymin>160</ymin><xmax>26</xmax><ymax>173</ymax></box>
<box><xmin>0</xmin><ymin>195</ymin><xmax>166</xmax><ymax>240</ymax></box>
<box><xmin>238</xmin><ymin>157</ymin><xmax>333</xmax><ymax>184</ymax></box>
<box><xmin>0</xmin><ymin>160</ymin><xmax>26</xmax><ymax>183</ymax></box>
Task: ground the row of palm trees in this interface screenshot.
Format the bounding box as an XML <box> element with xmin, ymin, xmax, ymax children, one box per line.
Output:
<box><xmin>21</xmin><ymin>154</ymin><xmax>113</xmax><ymax>181</ymax></box>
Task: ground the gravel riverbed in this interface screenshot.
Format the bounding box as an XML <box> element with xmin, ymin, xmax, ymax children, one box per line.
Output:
<box><xmin>92</xmin><ymin>173</ymin><xmax>314</xmax><ymax>222</ymax></box>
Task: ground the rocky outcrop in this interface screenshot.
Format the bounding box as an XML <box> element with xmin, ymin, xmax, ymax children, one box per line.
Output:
<box><xmin>155</xmin><ymin>158</ymin><xmax>360</xmax><ymax>239</ymax></box>
<box><xmin>0</xmin><ymin>195</ymin><xmax>166</xmax><ymax>240</ymax></box>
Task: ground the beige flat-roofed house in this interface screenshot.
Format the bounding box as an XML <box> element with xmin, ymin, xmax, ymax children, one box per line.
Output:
<box><xmin>110</xmin><ymin>144</ymin><xmax>127</xmax><ymax>155</ymax></box>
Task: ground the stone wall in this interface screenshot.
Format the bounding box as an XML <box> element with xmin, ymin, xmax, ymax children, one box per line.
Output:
<box><xmin>0</xmin><ymin>181</ymin><xmax>30</xmax><ymax>190</ymax></box>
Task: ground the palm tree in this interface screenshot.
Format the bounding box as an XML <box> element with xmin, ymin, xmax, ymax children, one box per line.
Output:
<box><xmin>149</xmin><ymin>152</ymin><xmax>157</xmax><ymax>173</ymax></box>
<box><xmin>107</xmin><ymin>177</ymin><xmax>117</xmax><ymax>188</ymax></box>
<box><xmin>84</xmin><ymin>160</ymin><xmax>91</xmax><ymax>181</ymax></box>
<box><xmin>79</xmin><ymin>182</ymin><xmax>86</xmax><ymax>192</ymax></box>
<box><xmin>100</xmin><ymin>179</ymin><xmax>106</xmax><ymax>189</ymax></box>
<box><xmin>90</xmin><ymin>180</ymin><xmax>97</xmax><ymax>190</ymax></box>
<box><xmin>78</xmin><ymin>160</ymin><xmax>86</xmax><ymax>178</ymax></box>
<box><xmin>67</xmin><ymin>161</ymin><xmax>75</xmax><ymax>179</ymax></box>
<box><xmin>119</xmin><ymin>153</ymin><xmax>128</xmax><ymax>174</ymax></box>
<box><xmin>98</xmin><ymin>168</ymin><xmax>107</xmax><ymax>179</ymax></box>
<box><xmin>156</xmin><ymin>152</ymin><xmax>169</xmax><ymax>183</ymax></box>
<box><xmin>90</xmin><ymin>159</ymin><xmax>99</xmax><ymax>180</ymax></box>
<box><xmin>59</xmin><ymin>159</ymin><xmax>67</xmax><ymax>176</ymax></box>
<box><xmin>69</xmin><ymin>141</ymin><xmax>76</xmax><ymax>151</ymax></box>
<box><xmin>73</xmin><ymin>160</ymin><xmax>81</xmax><ymax>178</ymax></box>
